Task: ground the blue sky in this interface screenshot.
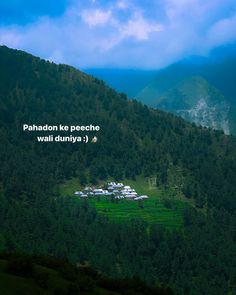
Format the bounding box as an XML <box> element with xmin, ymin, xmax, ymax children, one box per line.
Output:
<box><xmin>0</xmin><ymin>0</ymin><xmax>236</xmax><ymax>69</ymax></box>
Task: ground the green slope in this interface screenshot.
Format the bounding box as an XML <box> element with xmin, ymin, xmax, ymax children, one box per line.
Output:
<box><xmin>60</xmin><ymin>177</ymin><xmax>191</xmax><ymax>228</ymax></box>
<box><xmin>1</xmin><ymin>44</ymin><xmax>235</xmax><ymax>213</ymax></box>
<box><xmin>0</xmin><ymin>46</ymin><xmax>235</xmax><ymax>295</ymax></box>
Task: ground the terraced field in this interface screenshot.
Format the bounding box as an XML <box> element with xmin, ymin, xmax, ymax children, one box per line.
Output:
<box><xmin>60</xmin><ymin>177</ymin><xmax>191</xmax><ymax>229</ymax></box>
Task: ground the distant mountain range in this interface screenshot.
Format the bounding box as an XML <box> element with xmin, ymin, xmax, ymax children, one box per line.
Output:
<box><xmin>138</xmin><ymin>76</ymin><xmax>231</xmax><ymax>134</ymax></box>
<box><xmin>85</xmin><ymin>68</ymin><xmax>158</xmax><ymax>99</ymax></box>
<box><xmin>86</xmin><ymin>44</ymin><xmax>236</xmax><ymax>135</ymax></box>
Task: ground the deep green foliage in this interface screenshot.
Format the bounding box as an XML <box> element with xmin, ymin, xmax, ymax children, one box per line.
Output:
<box><xmin>0</xmin><ymin>46</ymin><xmax>235</xmax><ymax>212</ymax></box>
<box><xmin>0</xmin><ymin>46</ymin><xmax>235</xmax><ymax>294</ymax></box>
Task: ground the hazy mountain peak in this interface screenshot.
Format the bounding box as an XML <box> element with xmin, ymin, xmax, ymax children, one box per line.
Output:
<box><xmin>155</xmin><ymin>76</ymin><xmax>230</xmax><ymax>134</ymax></box>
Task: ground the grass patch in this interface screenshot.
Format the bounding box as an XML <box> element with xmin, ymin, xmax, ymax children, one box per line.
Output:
<box><xmin>59</xmin><ymin>176</ymin><xmax>191</xmax><ymax>229</ymax></box>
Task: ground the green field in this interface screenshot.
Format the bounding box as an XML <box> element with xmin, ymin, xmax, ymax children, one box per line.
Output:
<box><xmin>60</xmin><ymin>177</ymin><xmax>192</xmax><ymax>229</ymax></box>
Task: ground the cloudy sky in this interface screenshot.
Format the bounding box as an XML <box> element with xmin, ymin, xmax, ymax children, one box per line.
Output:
<box><xmin>0</xmin><ymin>0</ymin><xmax>236</xmax><ymax>69</ymax></box>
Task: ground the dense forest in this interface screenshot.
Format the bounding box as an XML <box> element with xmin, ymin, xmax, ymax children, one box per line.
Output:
<box><xmin>0</xmin><ymin>46</ymin><xmax>235</xmax><ymax>294</ymax></box>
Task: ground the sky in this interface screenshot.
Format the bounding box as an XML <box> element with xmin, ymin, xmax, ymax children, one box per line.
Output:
<box><xmin>0</xmin><ymin>0</ymin><xmax>236</xmax><ymax>69</ymax></box>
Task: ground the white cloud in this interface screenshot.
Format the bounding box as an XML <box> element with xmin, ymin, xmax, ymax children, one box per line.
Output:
<box><xmin>46</xmin><ymin>49</ymin><xmax>66</xmax><ymax>64</ymax></box>
<box><xmin>91</xmin><ymin>11</ymin><xmax>163</xmax><ymax>52</ymax></box>
<box><xmin>206</xmin><ymin>13</ymin><xmax>236</xmax><ymax>48</ymax></box>
<box><xmin>81</xmin><ymin>9</ymin><xmax>112</xmax><ymax>27</ymax></box>
<box><xmin>0</xmin><ymin>0</ymin><xmax>236</xmax><ymax>69</ymax></box>
<box><xmin>117</xmin><ymin>1</ymin><xmax>128</xmax><ymax>10</ymax></box>
<box><xmin>121</xmin><ymin>12</ymin><xmax>163</xmax><ymax>40</ymax></box>
<box><xmin>0</xmin><ymin>29</ymin><xmax>22</xmax><ymax>47</ymax></box>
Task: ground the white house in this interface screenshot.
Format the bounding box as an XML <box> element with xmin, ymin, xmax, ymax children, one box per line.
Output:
<box><xmin>74</xmin><ymin>182</ymin><xmax>149</xmax><ymax>202</ymax></box>
<box><xmin>81</xmin><ymin>194</ymin><xmax>88</xmax><ymax>198</ymax></box>
<box><xmin>123</xmin><ymin>185</ymin><xmax>131</xmax><ymax>190</ymax></box>
<box><xmin>124</xmin><ymin>194</ymin><xmax>136</xmax><ymax>199</ymax></box>
<box><xmin>113</xmin><ymin>183</ymin><xmax>124</xmax><ymax>188</ymax></box>
<box><xmin>74</xmin><ymin>191</ymin><xmax>83</xmax><ymax>195</ymax></box>
<box><xmin>139</xmin><ymin>195</ymin><xmax>149</xmax><ymax>199</ymax></box>
<box><xmin>84</xmin><ymin>187</ymin><xmax>93</xmax><ymax>192</ymax></box>
<box><xmin>105</xmin><ymin>192</ymin><xmax>113</xmax><ymax>196</ymax></box>
<box><xmin>94</xmin><ymin>189</ymin><xmax>105</xmax><ymax>195</ymax></box>
<box><xmin>134</xmin><ymin>195</ymin><xmax>149</xmax><ymax>201</ymax></box>
<box><xmin>107</xmin><ymin>186</ymin><xmax>114</xmax><ymax>191</ymax></box>
<box><xmin>93</xmin><ymin>189</ymin><xmax>104</xmax><ymax>193</ymax></box>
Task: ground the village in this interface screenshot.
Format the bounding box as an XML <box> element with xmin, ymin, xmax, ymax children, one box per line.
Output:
<box><xmin>74</xmin><ymin>182</ymin><xmax>149</xmax><ymax>201</ymax></box>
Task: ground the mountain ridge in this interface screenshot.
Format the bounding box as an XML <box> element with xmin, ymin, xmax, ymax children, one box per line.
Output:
<box><xmin>86</xmin><ymin>48</ymin><xmax>236</xmax><ymax>135</ymax></box>
<box><xmin>154</xmin><ymin>76</ymin><xmax>230</xmax><ymax>134</ymax></box>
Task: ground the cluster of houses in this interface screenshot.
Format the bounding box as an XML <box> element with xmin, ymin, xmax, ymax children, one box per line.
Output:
<box><xmin>74</xmin><ymin>182</ymin><xmax>149</xmax><ymax>201</ymax></box>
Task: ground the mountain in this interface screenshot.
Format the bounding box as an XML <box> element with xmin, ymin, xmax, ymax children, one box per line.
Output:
<box><xmin>86</xmin><ymin>45</ymin><xmax>236</xmax><ymax>135</ymax></box>
<box><xmin>136</xmin><ymin>53</ymin><xmax>236</xmax><ymax>135</ymax></box>
<box><xmin>153</xmin><ymin>76</ymin><xmax>230</xmax><ymax>134</ymax></box>
<box><xmin>0</xmin><ymin>46</ymin><xmax>236</xmax><ymax>295</ymax></box>
<box><xmin>84</xmin><ymin>68</ymin><xmax>158</xmax><ymax>98</ymax></box>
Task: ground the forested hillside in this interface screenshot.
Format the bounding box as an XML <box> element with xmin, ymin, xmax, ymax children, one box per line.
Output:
<box><xmin>0</xmin><ymin>46</ymin><xmax>235</xmax><ymax>294</ymax></box>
